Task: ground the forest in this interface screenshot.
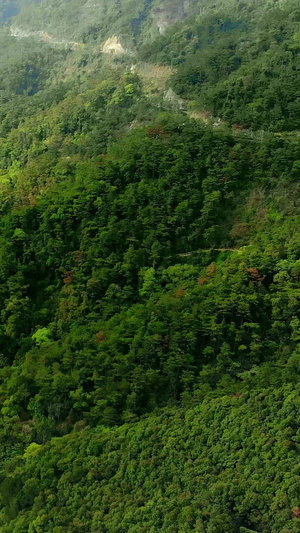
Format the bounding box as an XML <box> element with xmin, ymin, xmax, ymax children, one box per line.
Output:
<box><xmin>0</xmin><ymin>0</ymin><xmax>299</xmax><ymax>531</ymax></box>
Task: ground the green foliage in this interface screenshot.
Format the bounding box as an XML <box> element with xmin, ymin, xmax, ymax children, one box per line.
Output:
<box><xmin>143</xmin><ymin>1</ymin><xmax>300</xmax><ymax>131</ymax></box>
<box><xmin>0</xmin><ymin>0</ymin><xmax>300</xmax><ymax>529</ymax></box>
<box><xmin>32</xmin><ymin>327</ymin><xmax>52</xmax><ymax>346</ymax></box>
<box><xmin>2</xmin><ymin>386</ymin><xmax>300</xmax><ymax>532</ymax></box>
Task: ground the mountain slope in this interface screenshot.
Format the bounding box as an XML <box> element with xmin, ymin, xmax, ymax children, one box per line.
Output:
<box><xmin>2</xmin><ymin>385</ymin><xmax>300</xmax><ymax>532</ymax></box>
<box><xmin>142</xmin><ymin>0</ymin><xmax>300</xmax><ymax>130</ymax></box>
<box><xmin>10</xmin><ymin>0</ymin><xmax>203</xmax><ymax>43</ymax></box>
<box><xmin>0</xmin><ymin>0</ymin><xmax>300</xmax><ymax>531</ymax></box>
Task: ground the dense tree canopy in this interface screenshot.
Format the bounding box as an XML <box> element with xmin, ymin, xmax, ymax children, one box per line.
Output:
<box><xmin>0</xmin><ymin>0</ymin><xmax>299</xmax><ymax>530</ymax></box>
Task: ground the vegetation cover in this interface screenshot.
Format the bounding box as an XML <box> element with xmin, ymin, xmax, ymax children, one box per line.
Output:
<box><xmin>0</xmin><ymin>0</ymin><xmax>300</xmax><ymax>531</ymax></box>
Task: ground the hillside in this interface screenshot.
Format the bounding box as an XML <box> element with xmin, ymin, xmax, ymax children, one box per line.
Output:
<box><xmin>3</xmin><ymin>387</ymin><xmax>300</xmax><ymax>532</ymax></box>
<box><xmin>0</xmin><ymin>0</ymin><xmax>300</xmax><ymax>531</ymax></box>
<box><xmin>11</xmin><ymin>0</ymin><xmax>203</xmax><ymax>43</ymax></box>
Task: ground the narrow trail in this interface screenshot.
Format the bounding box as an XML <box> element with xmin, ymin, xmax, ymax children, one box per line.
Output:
<box><xmin>9</xmin><ymin>25</ymin><xmax>300</xmax><ymax>143</ymax></box>
<box><xmin>179</xmin><ymin>248</ymin><xmax>241</xmax><ymax>257</ymax></box>
<box><xmin>188</xmin><ymin>109</ymin><xmax>300</xmax><ymax>140</ymax></box>
<box><xmin>10</xmin><ymin>26</ymin><xmax>82</xmax><ymax>49</ymax></box>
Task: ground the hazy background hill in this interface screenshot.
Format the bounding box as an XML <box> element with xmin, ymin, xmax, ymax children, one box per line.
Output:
<box><xmin>10</xmin><ymin>0</ymin><xmax>203</xmax><ymax>42</ymax></box>
<box><xmin>4</xmin><ymin>0</ymin><xmax>300</xmax><ymax>132</ymax></box>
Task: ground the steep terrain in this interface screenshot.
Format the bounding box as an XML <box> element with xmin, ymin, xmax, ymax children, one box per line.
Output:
<box><xmin>0</xmin><ymin>0</ymin><xmax>300</xmax><ymax>531</ymax></box>
<box><xmin>11</xmin><ymin>0</ymin><xmax>204</xmax><ymax>43</ymax></box>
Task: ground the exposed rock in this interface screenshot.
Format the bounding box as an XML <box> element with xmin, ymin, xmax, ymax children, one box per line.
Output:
<box><xmin>101</xmin><ymin>36</ymin><xmax>125</xmax><ymax>55</ymax></box>
<box><xmin>164</xmin><ymin>88</ymin><xmax>186</xmax><ymax>109</ymax></box>
<box><xmin>137</xmin><ymin>63</ymin><xmax>174</xmax><ymax>93</ymax></box>
<box><xmin>189</xmin><ymin>110</ymin><xmax>212</xmax><ymax>123</ymax></box>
